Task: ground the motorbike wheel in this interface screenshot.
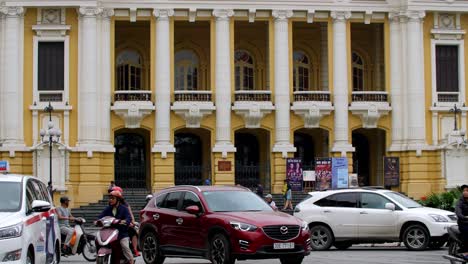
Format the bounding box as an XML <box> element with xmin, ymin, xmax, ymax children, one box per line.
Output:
<box><xmin>82</xmin><ymin>239</ymin><xmax>97</xmax><ymax>262</ymax></box>
<box><xmin>96</xmin><ymin>255</ymin><xmax>109</xmax><ymax>264</ymax></box>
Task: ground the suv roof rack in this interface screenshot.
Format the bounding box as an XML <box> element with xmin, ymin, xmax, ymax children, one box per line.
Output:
<box><xmin>360</xmin><ymin>186</ymin><xmax>386</xmax><ymax>190</ymax></box>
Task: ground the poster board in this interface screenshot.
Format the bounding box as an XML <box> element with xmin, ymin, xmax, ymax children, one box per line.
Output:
<box><xmin>286</xmin><ymin>158</ymin><xmax>303</xmax><ymax>191</ymax></box>
<box><xmin>332</xmin><ymin>157</ymin><xmax>349</xmax><ymax>189</ymax></box>
<box><xmin>315</xmin><ymin>158</ymin><xmax>332</xmax><ymax>191</ymax></box>
<box><xmin>384</xmin><ymin>157</ymin><xmax>400</xmax><ymax>187</ymax></box>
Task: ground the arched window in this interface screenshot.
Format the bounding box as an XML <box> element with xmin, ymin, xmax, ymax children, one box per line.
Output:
<box><xmin>175</xmin><ymin>50</ymin><xmax>199</xmax><ymax>91</ymax></box>
<box><xmin>235</xmin><ymin>50</ymin><xmax>255</xmax><ymax>90</ymax></box>
<box><xmin>116</xmin><ymin>50</ymin><xmax>143</xmax><ymax>91</ymax></box>
<box><xmin>293</xmin><ymin>51</ymin><xmax>310</xmax><ymax>91</ymax></box>
<box><xmin>352</xmin><ymin>52</ymin><xmax>364</xmax><ymax>91</ymax></box>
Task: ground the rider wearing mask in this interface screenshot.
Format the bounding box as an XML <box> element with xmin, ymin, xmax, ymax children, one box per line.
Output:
<box><xmin>455</xmin><ymin>184</ymin><xmax>468</xmax><ymax>259</ymax></box>
<box><xmin>98</xmin><ymin>190</ymin><xmax>133</xmax><ymax>264</ymax></box>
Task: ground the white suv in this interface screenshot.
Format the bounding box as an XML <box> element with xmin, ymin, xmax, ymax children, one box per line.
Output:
<box><xmin>0</xmin><ymin>174</ymin><xmax>61</xmax><ymax>264</ymax></box>
<box><xmin>294</xmin><ymin>188</ymin><xmax>457</xmax><ymax>251</ymax></box>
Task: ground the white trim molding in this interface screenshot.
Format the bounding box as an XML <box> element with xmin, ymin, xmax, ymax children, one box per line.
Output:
<box><xmin>171</xmin><ymin>91</ymin><xmax>215</xmax><ymax>128</ymax></box>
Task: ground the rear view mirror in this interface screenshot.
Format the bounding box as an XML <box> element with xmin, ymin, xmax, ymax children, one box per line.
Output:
<box><xmin>32</xmin><ymin>200</ymin><xmax>51</xmax><ymax>212</ymax></box>
<box><xmin>385</xmin><ymin>203</ymin><xmax>395</xmax><ymax>211</ymax></box>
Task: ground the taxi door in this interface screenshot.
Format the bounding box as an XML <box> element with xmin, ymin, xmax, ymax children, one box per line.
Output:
<box><xmin>24</xmin><ymin>180</ymin><xmax>48</xmax><ymax>264</ymax></box>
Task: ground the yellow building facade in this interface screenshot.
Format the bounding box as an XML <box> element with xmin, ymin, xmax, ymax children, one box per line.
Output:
<box><xmin>1</xmin><ymin>0</ymin><xmax>467</xmax><ymax>206</ymax></box>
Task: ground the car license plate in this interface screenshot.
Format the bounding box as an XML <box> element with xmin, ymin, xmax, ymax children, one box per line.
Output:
<box><xmin>273</xmin><ymin>242</ymin><xmax>295</xmax><ymax>250</ymax></box>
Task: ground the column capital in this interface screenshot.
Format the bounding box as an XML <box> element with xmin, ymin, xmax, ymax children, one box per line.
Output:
<box><xmin>100</xmin><ymin>8</ymin><xmax>114</xmax><ymax>19</ymax></box>
<box><xmin>212</xmin><ymin>9</ymin><xmax>234</xmax><ymax>20</ymax></box>
<box><xmin>403</xmin><ymin>10</ymin><xmax>425</xmax><ymax>22</ymax></box>
<box><xmin>78</xmin><ymin>7</ymin><xmax>102</xmax><ymax>17</ymax></box>
<box><xmin>388</xmin><ymin>11</ymin><xmax>400</xmax><ymax>23</ymax></box>
<box><xmin>153</xmin><ymin>9</ymin><xmax>174</xmax><ymax>20</ymax></box>
<box><xmin>0</xmin><ymin>6</ymin><xmax>24</xmax><ymax>17</ymax></box>
<box><xmin>272</xmin><ymin>10</ymin><xmax>293</xmax><ymax>21</ymax></box>
<box><xmin>330</xmin><ymin>11</ymin><xmax>351</xmax><ymax>22</ymax></box>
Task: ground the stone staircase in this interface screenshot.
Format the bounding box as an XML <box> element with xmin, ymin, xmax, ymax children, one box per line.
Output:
<box><xmin>71</xmin><ymin>188</ymin><xmax>150</xmax><ymax>232</ymax></box>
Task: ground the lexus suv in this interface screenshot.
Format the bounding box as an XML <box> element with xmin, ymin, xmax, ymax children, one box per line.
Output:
<box><xmin>294</xmin><ymin>188</ymin><xmax>457</xmax><ymax>251</ymax></box>
<box><xmin>139</xmin><ymin>185</ymin><xmax>311</xmax><ymax>264</ymax></box>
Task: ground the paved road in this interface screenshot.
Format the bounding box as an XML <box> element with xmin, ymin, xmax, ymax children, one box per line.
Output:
<box><xmin>61</xmin><ymin>246</ymin><xmax>448</xmax><ymax>264</ymax></box>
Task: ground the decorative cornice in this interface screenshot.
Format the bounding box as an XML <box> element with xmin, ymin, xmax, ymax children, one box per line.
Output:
<box><xmin>272</xmin><ymin>9</ymin><xmax>293</xmax><ymax>21</ymax></box>
<box><xmin>212</xmin><ymin>9</ymin><xmax>234</xmax><ymax>20</ymax></box>
<box><xmin>404</xmin><ymin>10</ymin><xmax>425</xmax><ymax>22</ymax></box>
<box><xmin>78</xmin><ymin>7</ymin><xmax>102</xmax><ymax>17</ymax></box>
<box><xmin>388</xmin><ymin>11</ymin><xmax>400</xmax><ymax>23</ymax></box>
<box><xmin>153</xmin><ymin>8</ymin><xmax>174</xmax><ymax>20</ymax></box>
<box><xmin>330</xmin><ymin>11</ymin><xmax>351</xmax><ymax>22</ymax></box>
<box><xmin>0</xmin><ymin>6</ymin><xmax>24</xmax><ymax>17</ymax></box>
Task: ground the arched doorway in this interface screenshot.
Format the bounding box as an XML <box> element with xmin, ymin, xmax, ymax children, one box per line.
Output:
<box><xmin>114</xmin><ymin>130</ymin><xmax>150</xmax><ymax>189</ymax></box>
<box><xmin>294</xmin><ymin>128</ymin><xmax>329</xmax><ymax>171</ymax></box>
<box><xmin>235</xmin><ymin>129</ymin><xmax>270</xmax><ymax>190</ymax></box>
<box><xmin>174</xmin><ymin>129</ymin><xmax>211</xmax><ymax>185</ymax></box>
<box><xmin>352</xmin><ymin>128</ymin><xmax>386</xmax><ymax>186</ymax></box>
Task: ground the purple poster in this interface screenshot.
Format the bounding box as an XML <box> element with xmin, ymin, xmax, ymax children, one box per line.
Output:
<box><xmin>286</xmin><ymin>158</ymin><xmax>303</xmax><ymax>191</ymax></box>
<box><xmin>315</xmin><ymin>158</ymin><xmax>332</xmax><ymax>191</ymax></box>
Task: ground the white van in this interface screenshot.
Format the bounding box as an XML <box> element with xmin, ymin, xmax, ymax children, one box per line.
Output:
<box><xmin>0</xmin><ymin>174</ymin><xmax>61</xmax><ymax>264</ymax></box>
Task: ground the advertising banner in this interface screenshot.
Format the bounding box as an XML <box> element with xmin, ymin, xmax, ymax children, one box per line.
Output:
<box><xmin>315</xmin><ymin>158</ymin><xmax>332</xmax><ymax>191</ymax></box>
<box><xmin>286</xmin><ymin>158</ymin><xmax>303</xmax><ymax>191</ymax></box>
<box><xmin>384</xmin><ymin>157</ymin><xmax>400</xmax><ymax>187</ymax></box>
<box><xmin>332</xmin><ymin>157</ymin><xmax>349</xmax><ymax>189</ymax></box>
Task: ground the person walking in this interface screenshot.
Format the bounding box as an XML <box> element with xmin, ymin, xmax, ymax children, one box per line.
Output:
<box><xmin>282</xmin><ymin>179</ymin><xmax>293</xmax><ymax>210</ymax></box>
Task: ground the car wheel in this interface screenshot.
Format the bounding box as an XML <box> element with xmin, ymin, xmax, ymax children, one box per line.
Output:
<box><xmin>280</xmin><ymin>255</ymin><xmax>304</xmax><ymax>264</ymax></box>
<box><xmin>334</xmin><ymin>242</ymin><xmax>352</xmax><ymax>250</ymax></box>
<box><xmin>141</xmin><ymin>232</ymin><xmax>165</xmax><ymax>264</ymax></box>
<box><xmin>26</xmin><ymin>248</ymin><xmax>34</xmax><ymax>264</ymax></box>
<box><xmin>429</xmin><ymin>238</ymin><xmax>446</xmax><ymax>249</ymax></box>
<box><xmin>403</xmin><ymin>224</ymin><xmax>430</xmax><ymax>251</ymax></box>
<box><xmin>209</xmin><ymin>233</ymin><xmax>235</xmax><ymax>264</ymax></box>
<box><xmin>310</xmin><ymin>225</ymin><xmax>333</xmax><ymax>251</ymax></box>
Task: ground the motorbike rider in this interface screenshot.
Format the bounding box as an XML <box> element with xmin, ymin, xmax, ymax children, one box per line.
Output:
<box><xmin>98</xmin><ymin>190</ymin><xmax>134</xmax><ymax>264</ymax></box>
<box><xmin>56</xmin><ymin>196</ymin><xmax>75</xmax><ymax>252</ymax></box>
<box><xmin>455</xmin><ymin>184</ymin><xmax>468</xmax><ymax>259</ymax></box>
<box><xmin>111</xmin><ymin>186</ymin><xmax>140</xmax><ymax>257</ymax></box>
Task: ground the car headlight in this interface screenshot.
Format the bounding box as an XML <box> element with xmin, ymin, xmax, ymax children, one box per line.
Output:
<box><xmin>230</xmin><ymin>221</ymin><xmax>257</xmax><ymax>232</ymax></box>
<box><xmin>0</xmin><ymin>224</ymin><xmax>23</xmax><ymax>240</ymax></box>
<box><xmin>429</xmin><ymin>214</ymin><xmax>448</xmax><ymax>222</ymax></box>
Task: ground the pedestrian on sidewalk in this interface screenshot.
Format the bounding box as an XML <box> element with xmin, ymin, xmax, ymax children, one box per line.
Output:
<box><xmin>282</xmin><ymin>179</ymin><xmax>293</xmax><ymax>210</ymax></box>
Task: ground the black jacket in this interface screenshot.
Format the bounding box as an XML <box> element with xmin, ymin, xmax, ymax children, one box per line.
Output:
<box><xmin>98</xmin><ymin>204</ymin><xmax>131</xmax><ymax>239</ymax></box>
<box><xmin>455</xmin><ymin>197</ymin><xmax>468</xmax><ymax>226</ymax></box>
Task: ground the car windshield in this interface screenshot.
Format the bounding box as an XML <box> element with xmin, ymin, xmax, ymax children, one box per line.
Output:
<box><xmin>203</xmin><ymin>190</ymin><xmax>273</xmax><ymax>212</ymax></box>
<box><xmin>384</xmin><ymin>191</ymin><xmax>422</xmax><ymax>208</ymax></box>
<box><xmin>0</xmin><ymin>182</ymin><xmax>21</xmax><ymax>212</ymax></box>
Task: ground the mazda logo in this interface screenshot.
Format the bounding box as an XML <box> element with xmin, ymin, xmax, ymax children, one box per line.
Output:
<box><xmin>280</xmin><ymin>226</ymin><xmax>288</xmax><ymax>234</ymax></box>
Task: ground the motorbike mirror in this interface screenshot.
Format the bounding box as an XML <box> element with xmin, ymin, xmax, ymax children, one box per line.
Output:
<box><xmin>185</xmin><ymin>205</ymin><xmax>200</xmax><ymax>215</ymax></box>
<box><xmin>385</xmin><ymin>203</ymin><xmax>396</xmax><ymax>211</ymax></box>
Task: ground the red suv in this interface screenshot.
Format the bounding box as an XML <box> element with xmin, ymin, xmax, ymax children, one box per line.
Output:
<box><xmin>139</xmin><ymin>185</ymin><xmax>311</xmax><ymax>264</ymax></box>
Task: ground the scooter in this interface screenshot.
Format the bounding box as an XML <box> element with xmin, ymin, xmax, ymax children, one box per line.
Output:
<box><xmin>95</xmin><ymin>216</ymin><xmax>132</xmax><ymax>264</ymax></box>
<box><xmin>61</xmin><ymin>217</ymin><xmax>97</xmax><ymax>262</ymax></box>
<box><xmin>443</xmin><ymin>225</ymin><xmax>467</xmax><ymax>264</ymax></box>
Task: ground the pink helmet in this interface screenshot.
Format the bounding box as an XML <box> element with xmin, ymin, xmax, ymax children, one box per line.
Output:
<box><xmin>109</xmin><ymin>190</ymin><xmax>123</xmax><ymax>200</ymax></box>
<box><xmin>112</xmin><ymin>186</ymin><xmax>123</xmax><ymax>194</ymax></box>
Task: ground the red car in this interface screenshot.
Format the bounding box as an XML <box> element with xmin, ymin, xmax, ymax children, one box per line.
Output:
<box><xmin>139</xmin><ymin>185</ymin><xmax>311</xmax><ymax>264</ymax></box>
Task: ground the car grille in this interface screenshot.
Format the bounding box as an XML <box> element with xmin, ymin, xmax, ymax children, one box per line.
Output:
<box><xmin>448</xmin><ymin>214</ymin><xmax>458</xmax><ymax>221</ymax></box>
<box><xmin>262</xmin><ymin>225</ymin><xmax>300</xmax><ymax>241</ymax></box>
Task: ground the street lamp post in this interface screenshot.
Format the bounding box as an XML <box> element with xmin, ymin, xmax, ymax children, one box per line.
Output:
<box><xmin>40</xmin><ymin>102</ymin><xmax>62</xmax><ymax>187</ymax></box>
<box><xmin>449</xmin><ymin>104</ymin><xmax>462</xmax><ymax>131</ymax></box>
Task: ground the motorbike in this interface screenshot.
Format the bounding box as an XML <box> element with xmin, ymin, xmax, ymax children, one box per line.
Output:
<box><xmin>61</xmin><ymin>217</ymin><xmax>97</xmax><ymax>262</ymax></box>
<box><xmin>443</xmin><ymin>225</ymin><xmax>468</xmax><ymax>264</ymax></box>
<box><xmin>95</xmin><ymin>216</ymin><xmax>133</xmax><ymax>264</ymax></box>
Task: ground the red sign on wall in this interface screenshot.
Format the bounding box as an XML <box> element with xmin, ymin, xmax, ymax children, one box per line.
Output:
<box><xmin>218</xmin><ymin>161</ymin><xmax>232</xmax><ymax>172</ymax></box>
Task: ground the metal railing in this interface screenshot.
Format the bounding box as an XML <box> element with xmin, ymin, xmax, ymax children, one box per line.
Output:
<box><xmin>175</xmin><ymin>165</ymin><xmax>211</xmax><ymax>186</ymax></box>
<box><xmin>114</xmin><ymin>90</ymin><xmax>152</xmax><ymax>101</ymax></box>
<box><xmin>174</xmin><ymin>90</ymin><xmax>212</xmax><ymax>102</ymax></box>
<box><xmin>293</xmin><ymin>91</ymin><xmax>331</xmax><ymax>102</ymax></box>
<box><xmin>234</xmin><ymin>90</ymin><xmax>271</xmax><ymax>102</ymax></box>
<box><xmin>351</xmin><ymin>91</ymin><xmax>388</xmax><ymax>102</ymax></box>
<box><xmin>39</xmin><ymin>92</ymin><xmax>63</xmax><ymax>102</ymax></box>
<box><xmin>235</xmin><ymin>163</ymin><xmax>270</xmax><ymax>190</ymax></box>
<box><xmin>437</xmin><ymin>92</ymin><xmax>459</xmax><ymax>103</ymax></box>
<box><xmin>114</xmin><ymin>164</ymin><xmax>147</xmax><ymax>189</ymax></box>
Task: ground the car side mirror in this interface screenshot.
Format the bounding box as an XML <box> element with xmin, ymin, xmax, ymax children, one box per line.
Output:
<box><xmin>32</xmin><ymin>200</ymin><xmax>51</xmax><ymax>212</ymax></box>
<box><xmin>385</xmin><ymin>203</ymin><xmax>395</xmax><ymax>211</ymax></box>
<box><xmin>186</xmin><ymin>205</ymin><xmax>201</xmax><ymax>215</ymax></box>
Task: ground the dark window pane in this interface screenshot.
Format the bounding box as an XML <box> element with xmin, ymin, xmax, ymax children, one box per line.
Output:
<box><xmin>162</xmin><ymin>192</ymin><xmax>181</xmax><ymax>210</ymax></box>
<box><xmin>334</xmin><ymin>193</ymin><xmax>358</xmax><ymax>208</ymax></box>
<box><xmin>38</xmin><ymin>42</ymin><xmax>64</xmax><ymax>91</ymax></box>
<box><xmin>436</xmin><ymin>45</ymin><xmax>459</xmax><ymax>92</ymax></box>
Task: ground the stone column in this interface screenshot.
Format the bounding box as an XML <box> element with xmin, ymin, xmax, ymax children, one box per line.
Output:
<box><xmin>212</xmin><ymin>9</ymin><xmax>236</xmax><ymax>157</ymax></box>
<box><xmin>77</xmin><ymin>7</ymin><xmax>101</xmax><ymax>148</ymax></box>
<box><xmin>320</xmin><ymin>22</ymin><xmax>329</xmax><ymax>91</ymax></box>
<box><xmin>1</xmin><ymin>7</ymin><xmax>25</xmax><ymax>147</ymax></box>
<box><xmin>98</xmin><ymin>9</ymin><xmax>114</xmax><ymax>148</ymax></box>
<box><xmin>152</xmin><ymin>9</ymin><xmax>175</xmax><ymax>158</ymax></box>
<box><xmin>405</xmin><ymin>11</ymin><xmax>426</xmax><ymax>150</ymax></box>
<box><xmin>389</xmin><ymin>12</ymin><xmax>404</xmax><ymax>151</ymax></box>
<box><xmin>374</xmin><ymin>24</ymin><xmax>383</xmax><ymax>91</ymax></box>
<box><xmin>331</xmin><ymin>11</ymin><xmax>354</xmax><ymax>154</ymax></box>
<box><xmin>272</xmin><ymin>10</ymin><xmax>296</xmax><ymax>158</ymax></box>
